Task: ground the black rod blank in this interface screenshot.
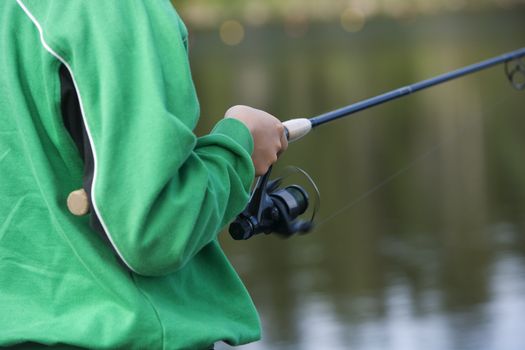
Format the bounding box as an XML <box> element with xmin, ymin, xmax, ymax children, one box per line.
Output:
<box><xmin>310</xmin><ymin>47</ymin><xmax>525</xmax><ymax>128</ymax></box>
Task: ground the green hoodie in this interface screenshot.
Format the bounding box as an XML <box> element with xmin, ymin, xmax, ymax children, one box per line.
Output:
<box><xmin>0</xmin><ymin>1</ymin><xmax>260</xmax><ymax>348</ymax></box>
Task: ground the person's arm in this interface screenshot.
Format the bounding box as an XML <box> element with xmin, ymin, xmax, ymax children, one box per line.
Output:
<box><xmin>19</xmin><ymin>1</ymin><xmax>282</xmax><ymax>276</ymax></box>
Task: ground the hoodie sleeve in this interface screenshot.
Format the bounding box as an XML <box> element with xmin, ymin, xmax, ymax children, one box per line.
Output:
<box><xmin>18</xmin><ymin>0</ymin><xmax>255</xmax><ymax>276</ymax></box>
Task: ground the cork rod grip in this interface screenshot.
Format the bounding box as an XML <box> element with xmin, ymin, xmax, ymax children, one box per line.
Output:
<box><xmin>282</xmin><ymin>118</ymin><xmax>312</xmax><ymax>143</ymax></box>
<box><xmin>66</xmin><ymin>119</ymin><xmax>312</xmax><ymax>216</ymax></box>
<box><xmin>67</xmin><ymin>189</ymin><xmax>90</xmax><ymax>216</ymax></box>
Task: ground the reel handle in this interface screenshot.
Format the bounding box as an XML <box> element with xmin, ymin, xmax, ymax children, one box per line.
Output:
<box><xmin>283</xmin><ymin>118</ymin><xmax>312</xmax><ymax>142</ymax></box>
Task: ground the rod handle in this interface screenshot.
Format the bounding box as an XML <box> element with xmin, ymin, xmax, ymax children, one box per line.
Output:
<box><xmin>283</xmin><ymin>118</ymin><xmax>312</xmax><ymax>143</ymax></box>
<box><xmin>67</xmin><ymin>189</ymin><xmax>90</xmax><ymax>216</ymax></box>
<box><xmin>65</xmin><ymin>119</ymin><xmax>312</xmax><ymax>217</ymax></box>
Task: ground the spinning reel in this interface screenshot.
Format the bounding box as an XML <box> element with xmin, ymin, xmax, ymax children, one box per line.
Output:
<box><xmin>229</xmin><ymin>166</ymin><xmax>319</xmax><ymax>240</ymax></box>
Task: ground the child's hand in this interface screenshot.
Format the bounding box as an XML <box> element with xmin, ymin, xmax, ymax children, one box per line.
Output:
<box><xmin>225</xmin><ymin>105</ymin><xmax>288</xmax><ymax>176</ymax></box>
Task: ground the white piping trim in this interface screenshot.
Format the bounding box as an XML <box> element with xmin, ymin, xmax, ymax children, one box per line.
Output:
<box><xmin>16</xmin><ymin>0</ymin><xmax>137</xmax><ymax>273</ymax></box>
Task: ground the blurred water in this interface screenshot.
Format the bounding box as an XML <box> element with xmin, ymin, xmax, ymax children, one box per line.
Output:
<box><xmin>187</xmin><ymin>9</ymin><xmax>525</xmax><ymax>350</ymax></box>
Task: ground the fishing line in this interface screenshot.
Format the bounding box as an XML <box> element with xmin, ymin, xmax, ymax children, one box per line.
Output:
<box><xmin>316</xmin><ymin>93</ymin><xmax>513</xmax><ymax>228</ymax></box>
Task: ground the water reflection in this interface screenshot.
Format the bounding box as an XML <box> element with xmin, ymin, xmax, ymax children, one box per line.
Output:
<box><xmin>188</xmin><ymin>10</ymin><xmax>525</xmax><ymax>350</ymax></box>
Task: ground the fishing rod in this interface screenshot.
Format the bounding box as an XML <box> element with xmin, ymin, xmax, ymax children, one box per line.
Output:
<box><xmin>282</xmin><ymin>47</ymin><xmax>525</xmax><ymax>142</ymax></box>
<box><xmin>229</xmin><ymin>47</ymin><xmax>525</xmax><ymax>240</ymax></box>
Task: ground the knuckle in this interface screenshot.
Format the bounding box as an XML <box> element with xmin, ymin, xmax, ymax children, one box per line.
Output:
<box><xmin>226</xmin><ymin>105</ymin><xmax>249</xmax><ymax>117</ymax></box>
<box><xmin>225</xmin><ymin>105</ymin><xmax>239</xmax><ymax>115</ymax></box>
